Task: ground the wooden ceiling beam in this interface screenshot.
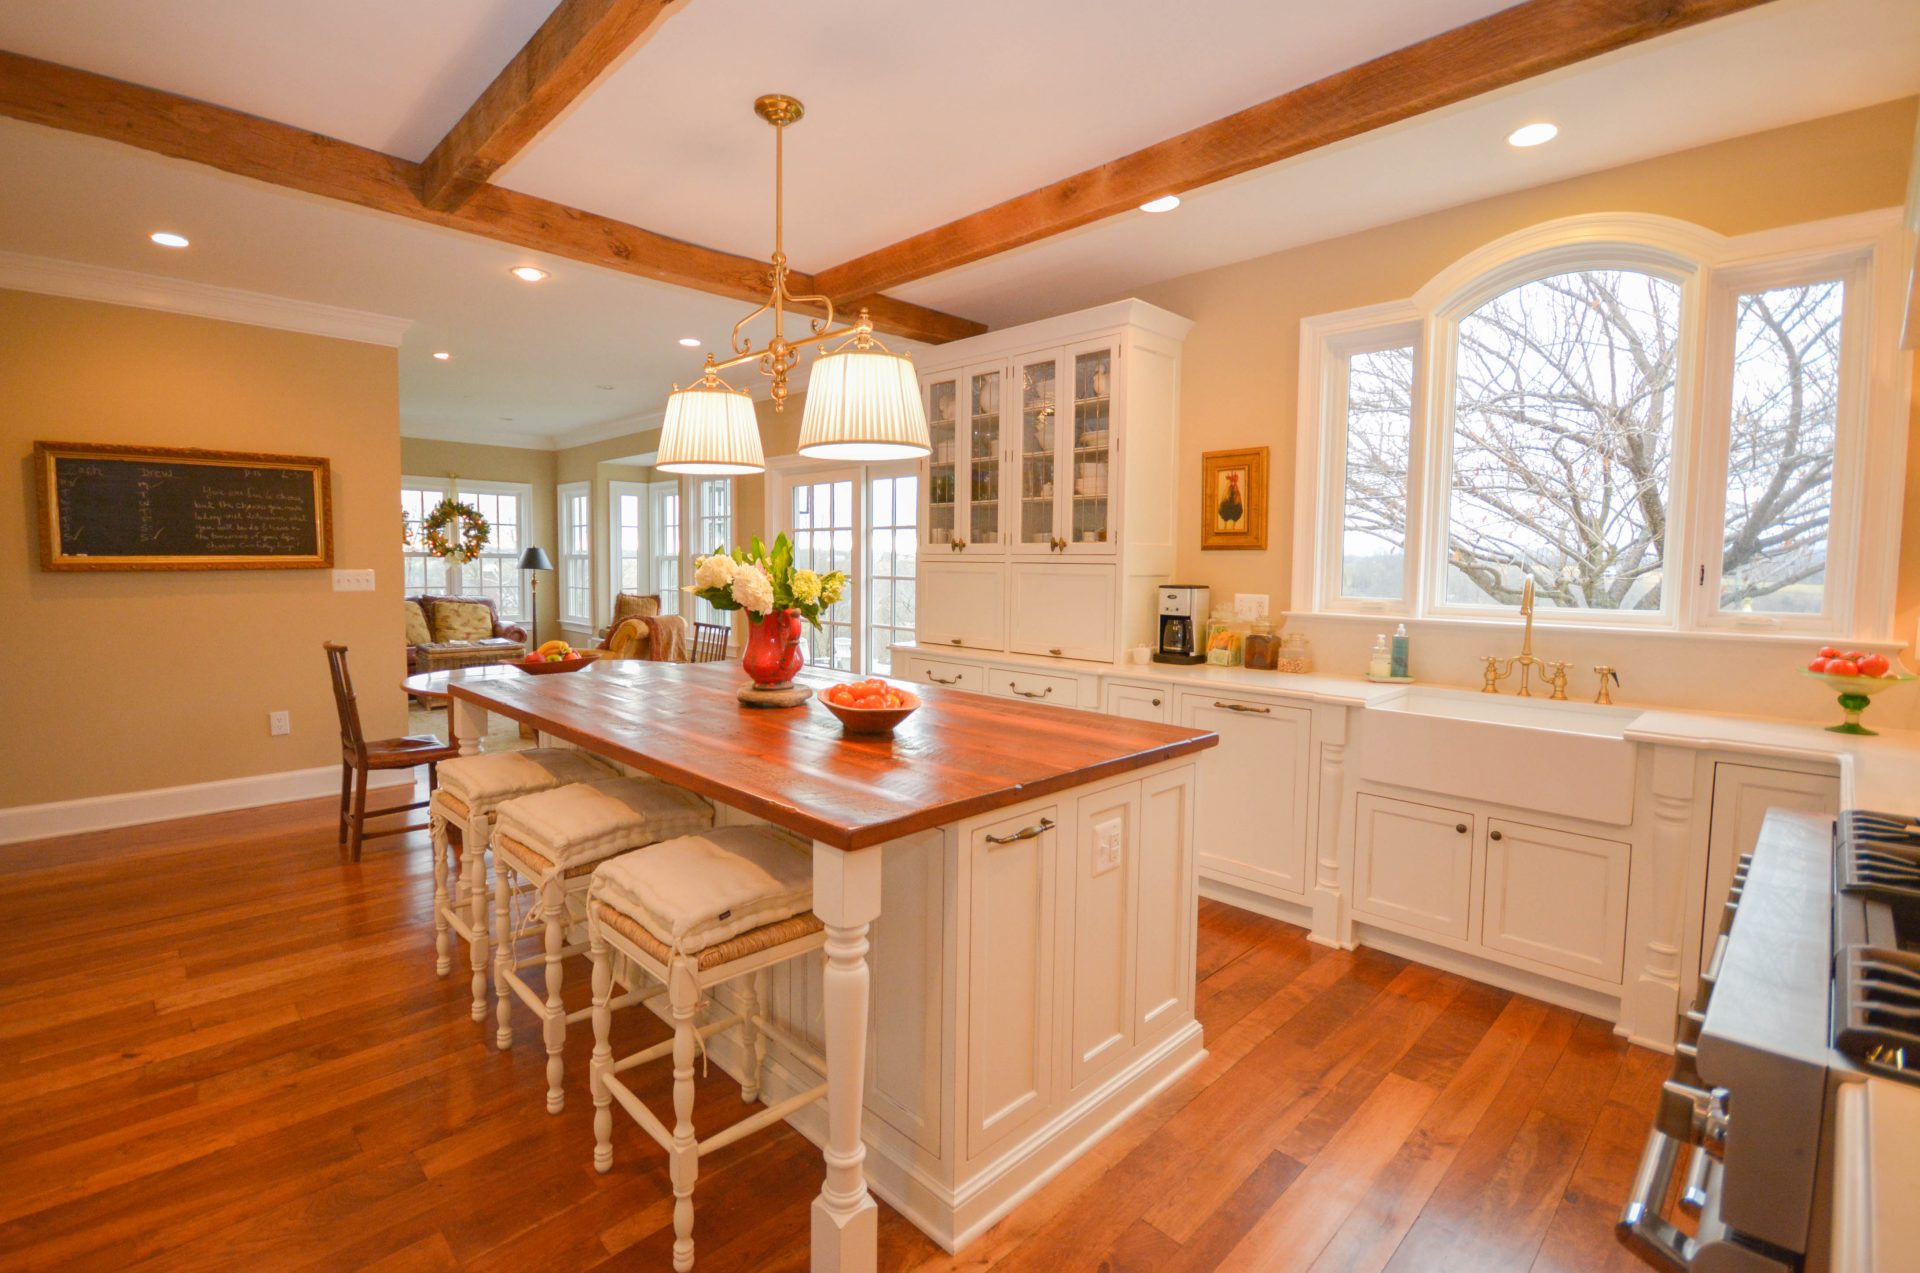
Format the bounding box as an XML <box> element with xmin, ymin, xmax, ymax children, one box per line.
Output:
<box><xmin>0</xmin><ymin>51</ymin><xmax>984</xmax><ymax>344</ymax></box>
<box><xmin>417</xmin><ymin>0</ymin><xmax>682</xmax><ymax>213</ymax></box>
<box><xmin>812</xmin><ymin>0</ymin><xmax>1782</xmax><ymax>301</ymax></box>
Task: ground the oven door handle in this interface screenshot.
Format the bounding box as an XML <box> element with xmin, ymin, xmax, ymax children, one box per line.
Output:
<box><xmin>1617</xmin><ymin>1127</ymin><xmax>1698</xmax><ymax>1271</ymax></box>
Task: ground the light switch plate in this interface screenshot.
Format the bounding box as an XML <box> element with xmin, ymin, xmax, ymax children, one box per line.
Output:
<box><xmin>1094</xmin><ymin>826</ymin><xmax>1123</xmax><ymax>875</ymax></box>
<box><xmin>1233</xmin><ymin>593</ymin><xmax>1269</xmax><ymax>620</ymax></box>
<box><xmin>332</xmin><ymin>569</ymin><xmax>375</xmax><ymax>592</ymax></box>
<box><xmin>269</xmin><ymin>711</ymin><xmax>290</xmax><ymax>736</ymax></box>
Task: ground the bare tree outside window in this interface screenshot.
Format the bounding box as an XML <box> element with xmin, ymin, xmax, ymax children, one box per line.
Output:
<box><xmin>1339</xmin><ymin>346</ymin><xmax>1414</xmax><ymax>599</ymax></box>
<box><xmin>1720</xmin><ymin>280</ymin><xmax>1843</xmax><ymax>614</ymax></box>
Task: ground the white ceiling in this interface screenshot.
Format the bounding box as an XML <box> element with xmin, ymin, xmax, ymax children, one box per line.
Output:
<box><xmin>0</xmin><ymin>0</ymin><xmax>1914</xmax><ymax>444</ymax></box>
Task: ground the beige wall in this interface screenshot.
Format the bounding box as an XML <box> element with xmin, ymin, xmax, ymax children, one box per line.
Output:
<box><xmin>3</xmin><ymin>290</ymin><xmax>404</xmax><ymax>807</ymax></box>
<box><xmin>400</xmin><ymin>436</ymin><xmax>561</xmax><ymax>645</ymax></box>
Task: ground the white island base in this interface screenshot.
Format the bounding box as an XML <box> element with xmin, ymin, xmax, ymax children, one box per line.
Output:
<box><xmin>677</xmin><ymin>758</ymin><xmax>1203</xmax><ymax>1253</ymax></box>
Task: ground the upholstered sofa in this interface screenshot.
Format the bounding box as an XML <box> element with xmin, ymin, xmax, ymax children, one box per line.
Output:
<box><xmin>404</xmin><ymin>594</ymin><xmax>529</xmax><ymax>674</ymax></box>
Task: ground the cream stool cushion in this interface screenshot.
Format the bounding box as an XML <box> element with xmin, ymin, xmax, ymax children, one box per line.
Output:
<box><xmin>436</xmin><ymin>748</ymin><xmax>618</xmax><ymax>818</ymax></box>
<box><xmin>590</xmin><ymin>826</ymin><xmax>812</xmax><ymax>957</ymax></box>
<box><xmin>494</xmin><ymin>777</ymin><xmax>714</xmax><ymax>878</ymax></box>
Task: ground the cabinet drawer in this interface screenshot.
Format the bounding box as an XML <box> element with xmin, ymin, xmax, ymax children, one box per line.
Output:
<box><xmin>1103</xmin><ymin>681</ymin><xmax>1169</xmax><ymax>722</ymax></box>
<box><xmin>1482</xmin><ymin>818</ymin><xmax>1629</xmax><ymax>982</ymax></box>
<box><xmin>1351</xmin><ymin>794</ymin><xmax>1474</xmax><ymax>940</ymax></box>
<box><xmin>908</xmin><ymin>657</ymin><xmax>983</xmax><ymax>692</ymax></box>
<box><xmin>989</xmin><ymin>666</ymin><xmax>1083</xmax><ymax>708</ymax></box>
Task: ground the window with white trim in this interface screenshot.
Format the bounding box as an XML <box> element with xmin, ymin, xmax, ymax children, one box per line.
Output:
<box><xmin>400</xmin><ymin>477</ymin><xmax>451</xmax><ymax>595</ymax></box>
<box><xmin>610</xmin><ymin>480</ymin><xmax>648</xmax><ymax>613</ymax></box>
<box><xmin>867</xmin><ymin>469</ymin><xmax>918</xmax><ymax>675</ymax></box>
<box><xmin>1299</xmin><ymin>214</ymin><xmax>1899</xmax><ymax>639</ymax></box>
<box><xmin>558</xmin><ymin>482</ymin><xmax>591</xmax><ymax>627</ymax></box>
<box><xmin>691</xmin><ymin>478</ymin><xmax>733</xmax><ymax>626</ymax></box>
<box><xmin>454</xmin><ymin>480</ymin><xmax>532</xmax><ymax>621</ymax></box>
<box><xmin>774</xmin><ymin>461</ymin><xmax>918</xmax><ymax>675</ymax></box>
<box><xmin>650</xmin><ymin>481</ymin><xmax>683</xmax><ymax>617</ymax></box>
<box><xmin>790</xmin><ymin>472</ymin><xmax>857</xmax><ymax>672</ymax></box>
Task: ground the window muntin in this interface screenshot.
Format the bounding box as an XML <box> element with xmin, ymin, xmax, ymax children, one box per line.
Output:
<box><xmin>400</xmin><ymin>479</ymin><xmax>451</xmax><ymax>596</ymax></box>
<box><xmin>610</xmin><ymin>482</ymin><xmax>647</xmax><ymax>613</ymax></box>
<box><xmin>791</xmin><ymin>475</ymin><xmax>857</xmax><ymax>672</ymax></box>
<box><xmin>1443</xmin><ymin>269</ymin><xmax>1680</xmax><ymax>615</ymax></box>
<box><xmin>867</xmin><ymin>470</ymin><xmax>918</xmax><ymax>675</ymax></box>
<box><xmin>558</xmin><ymin>484</ymin><xmax>590</xmax><ymax>627</ymax></box>
<box><xmin>650</xmin><ymin>482</ymin><xmax>682</xmax><ymax>617</ymax></box>
<box><xmin>1716</xmin><ymin>278</ymin><xmax>1845</xmax><ymax>617</ymax></box>
<box><xmin>457</xmin><ymin>483</ymin><xmax>529</xmax><ymax>619</ymax></box>
<box><xmin>692</xmin><ymin>479</ymin><xmax>732</xmax><ymax>627</ymax></box>
<box><xmin>1336</xmin><ymin>344</ymin><xmax>1415</xmax><ymax>602</ymax></box>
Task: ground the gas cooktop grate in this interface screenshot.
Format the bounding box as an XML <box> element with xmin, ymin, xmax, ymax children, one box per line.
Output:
<box><xmin>1834</xmin><ymin>945</ymin><xmax>1920</xmax><ymax>1084</ymax></box>
<box><xmin>1835</xmin><ymin>811</ymin><xmax>1920</xmax><ymax>902</ymax></box>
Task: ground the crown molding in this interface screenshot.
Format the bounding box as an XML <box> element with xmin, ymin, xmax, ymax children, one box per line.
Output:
<box><xmin>552</xmin><ymin>407</ymin><xmax>665</xmax><ymax>452</ymax></box>
<box><xmin>0</xmin><ymin>250</ymin><xmax>412</xmax><ymax>346</ymax></box>
<box><xmin>400</xmin><ymin>418</ymin><xmax>561</xmax><ymax>451</ymax></box>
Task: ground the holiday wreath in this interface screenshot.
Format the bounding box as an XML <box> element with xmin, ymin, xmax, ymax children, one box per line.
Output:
<box><xmin>419</xmin><ymin>497</ymin><xmax>490</xmax><ymax>565</ymax></box>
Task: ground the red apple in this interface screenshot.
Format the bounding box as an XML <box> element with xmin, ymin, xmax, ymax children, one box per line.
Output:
<box><xmin>1859</xmin><ymin>653</ymin><xmax>1891</xmax><ymax>678</ymax></box>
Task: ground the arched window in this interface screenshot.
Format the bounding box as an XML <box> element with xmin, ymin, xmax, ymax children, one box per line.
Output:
<box><xmin>1297</xmin><ymin>212</ymin><xmax>1900</xmax><ymax>639</ymax></box>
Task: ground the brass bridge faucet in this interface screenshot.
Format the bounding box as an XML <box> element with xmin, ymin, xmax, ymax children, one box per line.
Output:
<box><xmin>1480</xmin><ymin>578</ymin><xmax>1569</xmax><ymax>698</ymax></box>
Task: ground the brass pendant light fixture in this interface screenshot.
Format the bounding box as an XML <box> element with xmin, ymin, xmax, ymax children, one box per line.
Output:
<box><xmin>656</xmin><ymin>94</ymin><xmax>930</xmax><ymax>474</ymax></box>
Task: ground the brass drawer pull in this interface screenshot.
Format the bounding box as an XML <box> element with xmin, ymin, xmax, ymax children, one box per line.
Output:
<box><xmin>949</xmin><ymin>638</ymin><xmax>963</xmax><ymax>645</ymax></box>
<box><xmin>1010</xmin><ymin>684</ymin><xmax>1052</xmax><ymax>699</ymax></box>
<box><xmin>926</xmin><ymin>672</ymin><xmax>961</xmax><ymax>686</ymax></box>
<box><xmin>986</xmin><ymin>816</ymin><xmax>1055</xmax><ymax>845</ymax></box>
<box><xmin>1048</xmin><ymin>647</ymin><xmax>1063</xmax><ymax>656</ymax></box>
<box><xmin>1214</xmin><ymin>701</ymin><xmax>1270</xmax><ymax>714</ymax></box>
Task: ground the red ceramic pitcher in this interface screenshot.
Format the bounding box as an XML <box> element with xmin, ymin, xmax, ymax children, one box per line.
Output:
<box><xmin>741</xmin><ymin>608</ymin><xmax>805</xmax><ymax>690</ymax></box>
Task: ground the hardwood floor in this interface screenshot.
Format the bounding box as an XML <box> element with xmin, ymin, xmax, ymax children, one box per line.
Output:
<box><xmin>0</xmin><ymin>790</ymin><xmax>1667</xmax><ymax>1271</ymax></box>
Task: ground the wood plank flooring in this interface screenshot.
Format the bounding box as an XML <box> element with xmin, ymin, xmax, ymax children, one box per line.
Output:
<box><xmin>0</xmin><ymin>790</ymin><xmax>1667</xmax><ymax>1271</ymax></box>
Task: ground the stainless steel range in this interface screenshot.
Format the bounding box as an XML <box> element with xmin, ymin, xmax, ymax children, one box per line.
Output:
<box><xmin>1618</xmin><ymin>807</ymin><xmax>1920</xmax><ymax>1272</ymax></box>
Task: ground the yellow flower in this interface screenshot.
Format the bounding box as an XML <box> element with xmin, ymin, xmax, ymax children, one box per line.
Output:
<box><xmin>791</xmin><ymin>569</ymin><xmax>823</xmax><ymax>605</ymax></box>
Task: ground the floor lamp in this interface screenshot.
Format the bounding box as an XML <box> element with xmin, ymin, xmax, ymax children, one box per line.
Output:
<box><xmin>519</xmin><ymin>546</ymin><xmax>554</xmax><ymax>645</ymax></box>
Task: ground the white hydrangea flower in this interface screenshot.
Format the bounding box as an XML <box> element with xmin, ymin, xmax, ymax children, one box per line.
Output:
<box><xmin>730</xmin><ymin>562</ymin><xmax>775</xmax><ymax>614</ymax></box>
<box><xmin>693</xmin><ymin>552</ymin><xmax>736</xmax><ymax>591</ymax></box>
<box><xmin>790</xmin><ymin>568</ymin><xmax>823</xmax><ymax>605</ymax></box>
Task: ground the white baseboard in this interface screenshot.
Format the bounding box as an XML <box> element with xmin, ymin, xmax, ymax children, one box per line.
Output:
<box><xmin>0</xmin><ymin>764</ymin><xmax>414</xmax><ymax>846</ymax></box>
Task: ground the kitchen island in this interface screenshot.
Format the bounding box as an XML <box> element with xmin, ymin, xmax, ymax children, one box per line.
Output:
<box><xmin>449</xmin><ymin>660</ymin><xmax>1217</xmax><ymax>1269</ymax></box>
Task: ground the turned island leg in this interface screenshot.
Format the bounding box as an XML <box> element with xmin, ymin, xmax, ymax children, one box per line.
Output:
<box><xmin>450</xmin><ymin>695</ymin><xmax>486</xmax><ymax>758</ymax></box>
<box><xmin>810</xmin><ymin>841</ymin><xmax>882</xmax><ymax>1273</ymax></box>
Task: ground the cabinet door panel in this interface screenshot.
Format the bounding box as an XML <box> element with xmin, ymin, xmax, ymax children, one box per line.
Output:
<box><xmin>866</xmin><ymin>831</ymin><xmax>945</xmax><ymax>1155</ymax></box>
<box><xmin>1178</xmin><ymin>693</ymin><xmax>1313</xmax><ymax>897</ymax></box>
<box><xmin>1104</xmin><ymin>682</ymin><xmax>1169</xmax><ymax>723</ymax></box>
<box><xmin>1351</xmin><ymin>795</ymin><xmax>1474</xmax><ymax>939</ymax></box>
<box><xmin>1136</xmin><ymin>770</ymin><xmax>1194</xmax><ymax>1039</ymax></box>
<box><xmin>923</xmin><ymin>373</ymin><xmax>960</xmax><ymax>552</ymax></box>
<box><xmin>966</xmin><ymin>805</ymin><xmax>1058</xmax><ymax>1160</ymax></box>
<box><xmin>1699</xmin><ymin>763</ymin><xmax>1837</xmax><ymax>988</ymax></box>
<box><xmin>963</xmin><ymin>364</ymin><xmax>1004</xmax><ymax>554</ymax></box>
<box><xmin>1482</xmin><ymin>818</ymin><xmax>1629</xmax><ymax>982</ymax></box>
<box><xmin>1068</xmin><ymin>785</ymin><xmax>1137</xmax><ymax>1092</ymax></box>
<box><xmin>917</xmin><ymin>560</ymin><xmax>1004</xmax><ymax>652</ymax></box>
<box><xmin>1008</xmin><ymin>562</ymin><xmax>1115</xmax><ymax>662</ymax></box>
<box><xmin>1013</xmin><ymin>352</ymin><xmax>1063</xmax><ymax>555</ymax></box>
<box><xmin>1064</xmin><ymin>344</ymin><xmax>1116</xmax><ymax>552</ymax></box>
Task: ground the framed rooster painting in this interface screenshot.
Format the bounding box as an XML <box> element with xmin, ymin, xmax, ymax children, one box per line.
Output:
<box><xmin>1199</xmin><ymin>446</ymin><xmax>1267</xmax><ymax>551</ymax></box>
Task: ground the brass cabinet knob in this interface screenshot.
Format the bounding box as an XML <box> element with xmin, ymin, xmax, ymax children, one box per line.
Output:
<box><xmin>1455</xmin><ymin>823</ymin><xmax>1468</xmax><ymax>834</ymax></box>
<box><xmin>1490</xmin><ymin>829</ymin><xmax>1504</xmax><ymax>841</ymax></box>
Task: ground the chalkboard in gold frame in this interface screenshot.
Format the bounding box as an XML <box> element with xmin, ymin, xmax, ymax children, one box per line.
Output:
<box><xmin>34</xmin><ymin>441</ymin><xmax>334</xmax><ymax>571</ymax></box>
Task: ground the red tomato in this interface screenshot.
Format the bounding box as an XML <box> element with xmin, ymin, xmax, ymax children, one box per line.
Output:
<box><xmin>1808</xmin><ymin>657</ymin><xmax>1831</xmax><ymax>673</ymax></box>
<box><xmin>856</xmin><ymin>695</ymin><xmax>884</xmax><ymax>708</ymax></box>
<box><xmin>1818</xmin><ymin>646</ymin><xmax>1841</xmax><ymax>659</ymax></box>
<box><xmin>1860</xmin><ymin>653</ymin><xmax>1891</xmax><ymax>677</ymax></box>
<box><xmin>1828</xmin><ymin>660</ymin><xmax>1861</xmax><ymax>677</ymax></box>
<box><xmin>1844</xmin><ymin>651</ymin><xmax>1866</xmax><ymax>664</ymax></box>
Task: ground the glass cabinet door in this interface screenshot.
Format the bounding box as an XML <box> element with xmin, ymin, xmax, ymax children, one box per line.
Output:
<box><xmin>1067</xmin><ymin>346</ymin><xmax>1115</xmax><ymax>551</ymax></box>
<box><xmin>923</xmin><ymin>373</ymin><xmax>959</xmax><ymax>551</ymax></box>
<box><xmin>965</xmin><ymin>366</ymin><xmax>1003</xmax><ymax>553</ymax></box>
<box><xmin>1014</xmin><ymin>354</ymin><xmax>1060</xmax><ymax>554</ymax></box>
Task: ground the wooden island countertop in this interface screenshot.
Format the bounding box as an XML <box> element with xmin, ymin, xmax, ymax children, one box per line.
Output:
<box><xmin>449</xmin><ymin>659</ymin><xmax>1218</xmax><ymax>849</ymax></box>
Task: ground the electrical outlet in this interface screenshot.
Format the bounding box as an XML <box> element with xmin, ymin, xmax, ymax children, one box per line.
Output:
<box><xmin>1094</xmin><ymin>826</ymin><xmax>1123</xmax><ymax>875</ymax></box>
<box><xmin>1233</xmin><ymin>592</ymin><xmax>1270</xmax><ymax>620</ymax></box>
<box><xmin>332</xmin><ymin>569</ymin><xmax>376</xmax><ymax>592</ymax></box>
<box><xmin>269</xmin><ymin>711</ymin><xmax>290</xmax><ymax>736</ymax></box>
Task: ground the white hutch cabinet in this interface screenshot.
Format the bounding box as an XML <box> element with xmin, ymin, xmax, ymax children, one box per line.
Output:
<box><xmin>917</xmin><ymin>300</ymin><xmax>1191</xmax><ymax>665</ymax></box>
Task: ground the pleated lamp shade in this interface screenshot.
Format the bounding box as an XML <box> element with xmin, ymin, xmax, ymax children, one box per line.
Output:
<box><xmin>656</xmin><ymin>380</ymin><xmax>765</xmax><ymax>474</ymax></box>
<box><xmin>798</xmin><ymin>347</ymin><xmax>931</xmax><ymax>461</ymax></box>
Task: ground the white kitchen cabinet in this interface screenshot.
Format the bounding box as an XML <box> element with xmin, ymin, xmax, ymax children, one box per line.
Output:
<box><xmin>1351</xmin><ymin>794</ymin><xmax>1475</xmax><ymax>941</ymax></box>
<box><xmin>1178</xmin><ymin>691</ymin><xmax>1313</xmax><ymax>898</ymax></box>
<box><xmin>965</xmin><ymin>803</ymin><xmax>1060</xmax><ymax>1161</ymax></box>
<box><xmin>1104</xmin><ymin>681</ymin><xmax>1170</xmax><ymax>723</ymax></box>
<box><xmin>1697</xmin><ymin>761</ymin><xmax>1838</xmax><ymax>986</ymax></box>
<box><xmin>1064</xmin><ymin>784</ymin><xmax>1138</xmax><ymax>1094</ymax></box>
<box><xmin>917</xmin><ymin>559</ymin><xmax>1005</xmax><ymax>652</ymax></box>
<box><xmin>1008</xmin><ymin>562</ymin><xmax>1115</xmax><ymax>662</ymax></box>
<box><xmin>904</xmin><ymin>655</ymin><xmax>984</xmax><ymax>693</ymax></box>
<box><xmin>988</xmin><ymin>664</ymin><xmax>1086</xmax><ymax>709</ymax></box>
<box><xmin>1481</xmin><ymin>818</ymin><xmax>1630</xmax><ymax>982</ymax></box>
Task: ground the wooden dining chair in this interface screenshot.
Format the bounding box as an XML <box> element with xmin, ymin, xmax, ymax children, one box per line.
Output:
<box><xmin>324</xmin><ymin>642</ymin><xmax>460</xmax><ymax>862</ymax></box>
<box><xmin>689</xmin><ymin>622</ymin><xmax>730</xmax><ymax>664</ymax></box>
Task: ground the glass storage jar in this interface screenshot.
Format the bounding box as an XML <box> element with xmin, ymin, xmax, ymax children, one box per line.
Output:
<box><xmin>1275</xmin><ymin>632</ymin><xmax>1314</xmax><ymax>674</ymax></box>
<box><xmin>1204</xmin><ymin>608</ymin><xmax>1245</xmax><ymax>667</ymax></box>
<box><xmin>1242</xmin><ymin>620</ymin><xmax>1279</xmax><ymax>670</ymax></box>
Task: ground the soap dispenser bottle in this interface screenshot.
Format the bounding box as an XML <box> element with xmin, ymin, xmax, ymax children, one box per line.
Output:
<box><xmin>1390</xmin><ymin>624</ymin><xmax>1411</xmax><ymax>679</ymax></box>
<box><xmin>1368</xmin><ymin>634</ymin><xmax>1392</xmax><ymax>679</ymax></box>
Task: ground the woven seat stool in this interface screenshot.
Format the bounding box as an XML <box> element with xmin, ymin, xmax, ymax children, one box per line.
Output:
<box><xmin>489</xmin><ymin>776</ymin><xmax>714</xmax><ymax>1112</ymax></box>
<box><xmin>429</xmin><ymin>748</ymin><xmax>618</xmax><ymax>1020</ymax></box>
<box><xmin>587</xmin><ymin>826</ymin><xmax>828</xmax><ymax>1272</ymax></box>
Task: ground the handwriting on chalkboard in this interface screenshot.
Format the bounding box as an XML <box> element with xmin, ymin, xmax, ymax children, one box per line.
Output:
<box><xmin>36</xmin><ymin>443</ymin><xmax>332</xmax><ymax>571</ymax></box>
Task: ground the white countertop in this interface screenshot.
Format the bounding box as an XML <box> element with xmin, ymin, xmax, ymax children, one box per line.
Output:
<box><xmin>896</xmin><ymin>643</ymin><xmax>1406</xmax><ymax>706</ymax></box>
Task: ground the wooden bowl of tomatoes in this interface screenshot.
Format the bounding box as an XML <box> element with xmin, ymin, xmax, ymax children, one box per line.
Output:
<box><xmin>819</xmin><ymin>679</ymin><xmax>920</xmax><ymax>735</ymax></box>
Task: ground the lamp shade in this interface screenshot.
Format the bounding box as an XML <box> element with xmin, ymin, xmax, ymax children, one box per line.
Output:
<box><xmin>798</xmin><ymin>347</ymin><xmax>930</xmax><ymax>461</ymax></box>
<box><xmin>657</xmin><ymin>380</ymin><xmax>765</xmax><ymax>474</ymax></box>
<box><xmin>518</xmin><ymin>546</ymin><xmax>554</xmax><ymax>572</ymax></box>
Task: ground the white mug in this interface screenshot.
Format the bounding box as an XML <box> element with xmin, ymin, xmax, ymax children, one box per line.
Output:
<box><xmin>1129</xmin><ymin>645</ymin><xmax>1151</xmax><ymax>664</ymax></box>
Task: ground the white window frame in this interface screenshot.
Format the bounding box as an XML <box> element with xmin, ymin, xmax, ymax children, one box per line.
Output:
<box><xmin>767</xmin><ymin>458</ymin><xmax>919</xmax><ymax>675</ymax></box>
<box><xmin>401</xmin><ymin>475</ymin><xmax>453</xmax><ymax>596</ymax></box>
<box><xmin>557</xmin><ymin>481</ymin><xmax>591</xmax><ymax>629</ymax></box>
<box><xmin>609</xmin><ymin>478</ymin><xmax>650</xmax><ymax>623</ymax></box>
<box><xmin>865</xmin><ymin>462</ymin><xmax>919</xmax><ymax>675</ymax></box>
<box><xmin>690</xmin><ymin>477</ymin><xmax>734</xmax><ymax>627</ymax></box>
<box><xmin>1293</xmin><ymin>209</ymin><xmax>1910</xmax><ymax>643</ymax></box>
<box><xmin>649</xmin><ymin>479</ymin><xmax>683</xmax><ymax>617</ymax></box>
<box><xmin>451</xmin><ymin>478</ymin><xmax>535</xmax><ymax>622</ymax></box>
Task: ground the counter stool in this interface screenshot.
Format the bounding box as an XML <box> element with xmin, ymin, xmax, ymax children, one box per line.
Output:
<box><xmin>489</xmin><ymin>776</ymin><xmax>715</xmax><ymax>1112</ymax></box>
<box><xmin>587</xmin><ymin>826</ymin><xmax>828</xmax><ymax>1273</ymax></box>
<box><xmin>430</xmin><ymin>748</ymin><xmax>619</xmax><ymax>1020</ymax></box>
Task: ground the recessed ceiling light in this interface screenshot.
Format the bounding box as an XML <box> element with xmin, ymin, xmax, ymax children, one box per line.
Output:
<box><xmin>149</xmin><ymin>231</ymin><xmax>190</xmax><ymax>248</ymax></box>
<box><xmin>510</xmin><ymin>265</ymin><xmax>549</xmax><ymax>282</ymax></box>
<box><xmin>1138</xmin><ymin>195</ymin><xmax>1181</xmax><ymax>214</ymax></box>
<box><xmin>432</xmin><ymin>351</ymin><xmax>452</xmax><ymax>361</ymax></box>
<box><xmin>1506</xmin><ymin>122</ymin><xmax>1559</xmax><ymax>148</ymax></box>
<box><xmin>596</xmin><ymin>384</ymin><xmax>615</xmax><ymax>390</ymax></box>
<box><xmin>678</xmin><ymin>337</ymin><xmax>702</xmax><ymax>348</ymax></box>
